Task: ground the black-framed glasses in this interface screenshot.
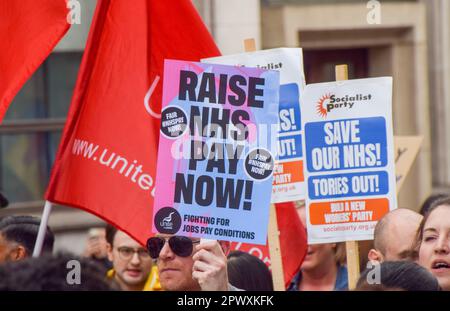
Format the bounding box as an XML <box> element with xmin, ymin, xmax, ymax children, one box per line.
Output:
<box><xmin>116</xmin><ymin>246</ymin><xmax>151</xmax><ymax>261</ymax></box>
<box><xmin>146</xmin><ymin>236</ymin><xmax>200</xmax><ymax>259</ymax></box>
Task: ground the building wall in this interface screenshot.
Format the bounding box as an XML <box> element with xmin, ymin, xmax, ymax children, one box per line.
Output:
<box><xmin>423</xmin><ymin>0</ymin><xmax>450</xmax><ymax>191</ymax></box>
<box><xmin>194</xmin><ymin>0</ymin><xmax>261</xmax><ymax>54</ymax></box>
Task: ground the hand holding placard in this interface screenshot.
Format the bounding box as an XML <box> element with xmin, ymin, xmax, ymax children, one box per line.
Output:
<box><xmin>192</xmin><ymin>240</ymin><xmax>229</xmax><ymax>291</ymax></box>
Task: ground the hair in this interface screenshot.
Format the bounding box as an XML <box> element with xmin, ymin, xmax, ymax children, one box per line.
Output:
<box><xmin>415</xmin><ymin>196</ymin><xmax>450</xmax><ymax>251</ymax></box>
<box><xmin>105</xmin><ymin>223</ymin><xmax>118</xmax><ymax>246</ymax></box>
<box><xmin>0</xmin><ymin>253</ymin><xmax>118</xmax><ymax>290</ymax></box>
<box><xmin>0</xmin><ymin>192</ymin><xmax>8</xmax><ymax>208</ymax></box>
<box><xmin>419</xmin><ymin>193</ymin><xmax>448</xmax><ymax>216</ymax></box>
<box><xmin>334</xmin><ymin>242</ymin><xmax>346</xmax><ymax>266</ymax></box>
<box><xmin>356</xmin><ymin>261</ymin><xmax>441</xmax><ymax>291</ymax></box>
<box><xmin>0</xmin><ymin>215</ymin><xmax>54</xmax><ymax>255</ymax></box>
<box><xmin>227</xmin><ymin>251</ymin><xmax>273</xmax><ymax>291</ymax></box>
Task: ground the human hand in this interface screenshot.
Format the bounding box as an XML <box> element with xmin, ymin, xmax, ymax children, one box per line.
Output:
<box><xmin>192</xmin><ymin>240</ymin><xmax>229</xmax><ymax>291</ymax></box>
<box><xmin>83</xmin><ymin>229</ymin><xmax>108</xmax><ymax>259</ymax></box>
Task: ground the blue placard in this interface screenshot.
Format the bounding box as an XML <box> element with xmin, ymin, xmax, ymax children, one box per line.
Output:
<box><xmin>308</xmin><ymin>171</ymin><xmax>389</xmax><ymax>200</ymax></box>
<box><xmin>278</xmin><ymin>134</ymin><xmax>303</xmax><ymax>160</ymax></box>
<box><xmin>279</xmin><ymin>83</ymin><xmax>301</xmax><ymax>134</ymax></box>
<box><xmin>305</xmin><ymin>117</ymin><xmax>387</xmax><ymax>172</ymax></box>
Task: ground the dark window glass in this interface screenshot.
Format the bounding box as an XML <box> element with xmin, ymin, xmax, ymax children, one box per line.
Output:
<box><xmin>0</xmin><ymin>52</ymin><xmax>82</xmax><ymax>204</ymax></box>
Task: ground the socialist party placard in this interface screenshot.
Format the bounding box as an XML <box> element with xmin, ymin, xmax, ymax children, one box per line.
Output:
<box><xmin>301</xmin><ymin>77</ymin><xmax>396</xmax><ymax>244</ymax></box>
<box><xmin>203</xmin><ymin>48</ymin><xmax>306</xmax><ymax>203</ymax></box>
<box><xmin>152</xmin><ymin>60</ymin><xmax>280</xmax><ymax>244</ymax></box>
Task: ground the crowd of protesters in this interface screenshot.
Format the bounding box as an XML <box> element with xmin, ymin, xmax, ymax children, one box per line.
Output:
<box><xmin>0</xmin><ymin>191</ymin><xmax>449</xmax><ymax>291</ymax></box>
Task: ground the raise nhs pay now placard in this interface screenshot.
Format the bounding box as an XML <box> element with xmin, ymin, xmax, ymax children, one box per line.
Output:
<box><xmin>204</xmin><ymin>48</ymin><xmax>306</xmax><ymax>203</ymax></box>
<box><xmin>301</xmin><ymin>77</ymin><xmax>396</xmax><ymax>244</ymax></box>
<box><xmin>152</xmin><ymin>60</ymin><xmax>279</xmax><ymax>245</ymax></box>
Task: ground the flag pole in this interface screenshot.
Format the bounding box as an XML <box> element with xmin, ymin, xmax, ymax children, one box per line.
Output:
<box><xmin>32</xmin><ymin>200</ymin><xmax>53</xmax><ymax>257</ymax></box>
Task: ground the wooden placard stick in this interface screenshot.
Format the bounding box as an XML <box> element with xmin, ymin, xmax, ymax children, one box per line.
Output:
<box><xmin>243</xmin><ymin>38</ymin><xmax>256</xmax><ymax>53</ymax></box>
<box><xmin>335</xmin><ymin>64</ymin><xmax>360</xmax><ymax>290</ymax></box>
<box><xmin>243</xmin><ymin>38</ymin><xmax>286</xmax><ymax>291</ymax></box>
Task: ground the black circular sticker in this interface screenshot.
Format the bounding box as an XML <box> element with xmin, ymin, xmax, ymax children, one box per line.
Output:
<box><xmin>154</xmin><ymin>207</ymin><xmax>182</xmax><ymax>234</ymax></box>
<box><xmin>160</xmin><ymin>106</ymin><xmax>188</xmax><ymax>138</ymax></box>
<box><xmin>244</xmin><ymin>148</ymin><xmax>274</xmax><ymax>180</ymax></box>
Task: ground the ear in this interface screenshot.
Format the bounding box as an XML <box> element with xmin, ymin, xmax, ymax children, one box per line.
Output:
<box><xmin>219</xmin><ymin>241</ymin><xmax>230</xmax><ymax>257</ymax></box>
<box><xmin>11</xmin><ymin>245</ymin><xmax>27</xmax><ymax>261</ymax></box>
<box><xmin>368</xmin><ymin>248</ymin><xmax>383</xmax><ymax>262</ymax></box>
<box><xmin>106</xmin><ymin>242</ymin><xmax>113</xmax><ymax>262</ymax></box>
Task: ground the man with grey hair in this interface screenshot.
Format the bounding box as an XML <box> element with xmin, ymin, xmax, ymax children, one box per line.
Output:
<box><xmin>368</xmin><ymin>208</ymin><xmax>423</xmax><ymax>262</ymax></box>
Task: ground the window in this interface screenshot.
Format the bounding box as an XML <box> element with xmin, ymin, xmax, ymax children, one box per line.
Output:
<box><xmin>0</xmin><ymin>52</ymin><xmax>82</xmax><ymax>206</ymax></box>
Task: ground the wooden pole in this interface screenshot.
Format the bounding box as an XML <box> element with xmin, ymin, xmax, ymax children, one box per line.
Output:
<box><xmin>243</xmin><ymin>38</ymin><xmax>256</xmax><ymax>53</ymax></box>
<box><xmin>335</xmin><ymin>64</ymin><xmax>361</xmax><ymax>290</ymax></box>
<box><xmin>243</xmin><ymin>38</ymin><xmax>285</xmax><ymax>291</ymax></box>
<box><xmin>268</xmin><ymin>204</ymin><xmax>285</xmax><ymax>291</ymax></box>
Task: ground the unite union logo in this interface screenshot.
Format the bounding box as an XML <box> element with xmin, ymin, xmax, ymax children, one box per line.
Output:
<box><xmin>154</xmin><ymin>207</ymin><xmax>182</xmax><ymax>234</ymax></box>
<box><xmin>160</xmin><ymin>212</ymin><xmax>175</xmax><ymax>230</ymax></box>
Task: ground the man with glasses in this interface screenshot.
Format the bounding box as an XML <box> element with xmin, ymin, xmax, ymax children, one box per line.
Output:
<box><xmin>147</xmin><ymin>235</ymin><xmax>237</xmax><ymax>291</ymax></box>
<box><xmin>105</xmin><ymin>224</ymin><xmax>156</xmax><ymax>291</ymax></box>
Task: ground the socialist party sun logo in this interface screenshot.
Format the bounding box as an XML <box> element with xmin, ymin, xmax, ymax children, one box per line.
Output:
<box><xmin>316</xmin><ymin>94</ymin><xmax>332</xmax><ymax>118</ymax></box>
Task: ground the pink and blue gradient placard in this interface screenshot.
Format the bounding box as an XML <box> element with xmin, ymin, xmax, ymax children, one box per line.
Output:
<box><xmin>152</xmin><ymin>59</ymin><xmax>280</xmax><ymax>244</ymax></box>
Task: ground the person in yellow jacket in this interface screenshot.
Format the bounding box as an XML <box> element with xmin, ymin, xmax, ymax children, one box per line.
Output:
<box><xmin>143</xmin><ymin>264</ymin><xmax>162</xmax><ymax>291</ymax></box>
<box><xmin>105</xmin><ymin>224</ymin><xmax>161</xmax><ymax>291</ymax></box>
<box><xmin>107</xmin><ymin>263</ymin><xmax>161</xmax><ymax>291</ymax></box>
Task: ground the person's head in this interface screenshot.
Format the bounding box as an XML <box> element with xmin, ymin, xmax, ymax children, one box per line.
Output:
<box><xmin>227</xmin><ymin>251</ymin><xmax>273</xmax><ymax>291</ymax></box>
<box><xmin>147</xmin><ymin>234</ymin><xmax>229</xmax><ymax>291</ymax></box>
<box><xmin>84</xmin><ymin>227</ymin><xmax>108</xmax><ymax>259</ymax></box>
<box><xmin>356</xmin><ymin>261</ymin><xmax>440</xmax><ymax>291</ymax></box>
<box><xmin>0</xmin><ymin>253</ymin><xmax>116</xmax><ymax>290</ymax></box>
<box><xmin>368</xmin><ymin>208</ymin><xmax>423</xmax><ymax>262</ymax></box>
<box><xmin>296</xmin><ymin>203</ymin><xmax>345</xmax><ymax>272</ymax></box>
<box><xmin>0</xmin><ymin>215</ymin><xmax>54</xmax><ymax>263</ymax></box>
<box><xmin>417</xmin><ymin>197</ymin><xmax>450</xmax><ymax>291</ymax></box>
<box><xmin>0</xmin><ymin>192</ymin><xmax>8</xmax><ymax>208</ymax></box>
<box><xmin>105</xmin><ymin>224</ymin><xmax>152</xmax><ymax>291</ymax></box>
<box><xmin>420</xmin><ymin>193</ymin><xmax>448</xmax><ymax>216</ymax></box>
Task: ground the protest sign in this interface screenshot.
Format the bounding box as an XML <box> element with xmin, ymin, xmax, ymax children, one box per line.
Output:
<box><xmin>152</xmin><ymin>59</ymin><xmax>280</xmax><ymax>244</ymax></box>
<box><xmin>394</xmin><ymin>136</ymin><xmax>423</xmax><ymax>193</ymax></box>
<box><xmin>301</xmin><ymin>76</ymin><xmax>396</xmax><ymax>244</ymax></box>
<box><xmin>203</xmin><ymin>48</ymin><xmax>306</xmax><ymax>203</ymax></box>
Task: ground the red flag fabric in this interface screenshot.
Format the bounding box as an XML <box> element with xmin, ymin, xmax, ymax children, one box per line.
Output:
<box><xmin>46</xmin><ymin>0</ymin><xmax>220</xmax><ymax>245</ymax></box>
<box><xmin>231</xmin><ymin>201</ymin><xmax>307</xmax><ymax>288</ymax></box>
<box><xmin>0</xmin><ymin>0</ymin><xmax>70</xmax><ymax>122</ymax></box>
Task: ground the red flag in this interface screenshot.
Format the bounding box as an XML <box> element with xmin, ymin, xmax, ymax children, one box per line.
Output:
<box><xmin>46</xmin><ymin>0</ymin><xmax>220</xmax><ymax>245</ymax></box>
<box><xmin>231</xmin><ymin>201</ymin><xmax>307</xmax><ymax>288</ymax></box>
<box><xmin>0</xmin><ymin>0</ymin><xmax>70</xmax><ymax>122</ymax></box>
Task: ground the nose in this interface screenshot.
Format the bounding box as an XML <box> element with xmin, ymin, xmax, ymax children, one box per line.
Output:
<box><xmin>130</xmin><ymin>251</ymin><xmax>141</xmax><ymax>265</ymax></box>
<box><xmin>434</xmin><ymin>236</ymin><xmax>450</xmax><ymax>254</ymax></box>
<box><xmin>158</xmin><ymin>240</ymin><xmax>175</xmax><ymax>260</ymax></box>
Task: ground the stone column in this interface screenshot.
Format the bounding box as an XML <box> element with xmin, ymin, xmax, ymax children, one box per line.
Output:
<box><xmin>422</xmin><ymin>0</ymin><xmax>450</xmax><ymax>189</ymax></box>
